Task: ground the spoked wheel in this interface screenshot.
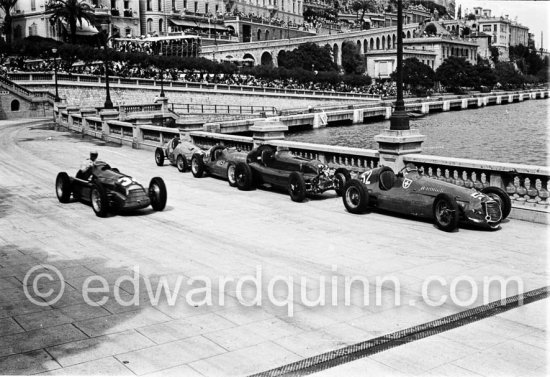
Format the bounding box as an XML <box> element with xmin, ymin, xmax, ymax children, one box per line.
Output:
<box><xmin>176</xmin><ymin>155</ymin><xmax>187</xmax><ymax>173</ymax></box>
<box><xmin>191</xmin><ymin>154</ymin><xmax>205</xmax><ymax>178</ymax></box>
<box><xmin>342</xmin><ymin>180</ymin><xmax>369</xmax><ymax>214</ymax></box>
<box><xmin>227</xmin><ymin>163</ymin><xmax>237</xmax><ymax>187</ymax></box>
<box><xmin>149</xmin><ymin>177</ymin><xmax>167</xmax><ymax>211</ymax></box>
<box><xmin>481</xmin><ymin>187</ymin><xmax>512</xmax><ymax>220</ymax></box>
<box><xmin>91</xmin><ymin>183</ymin><xmax>109</xmax><ymax>217</ymax></box>
<box><xmin>55</xmin><ymin>172</ymin><xmax>72</xmax><ymax>203</ymax></box>
<box><xmin>334</xmin><ymin>168</ymin><xmax>351</xmax><ymax>196</ymax></box>
<box><xmin>433</xmin><ymin>193</ymin><xmax>460</xmax><ymax>232</ymax></box>
<box><xmin>288</xmin><ymin>172</ymin><xmax>306</xmax><ymax>202</ymax></box>
<box><xmin>155</xmin><ymin>148</ymin><xmax>164</xmax><ymax>166</ymax></box>
<box><xmin>235</xmin><ymin>162</ymin><xmax>254</xmax><ymax>191</ymax></box>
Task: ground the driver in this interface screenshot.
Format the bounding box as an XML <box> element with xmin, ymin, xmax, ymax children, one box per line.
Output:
<box><xmin>78</xmin><ymin>150</ymin><xmax>98</xmax><ymax>179</ymax></box>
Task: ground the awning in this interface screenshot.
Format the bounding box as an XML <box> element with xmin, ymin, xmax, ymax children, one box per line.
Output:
<box><xmin>170</xmin><ymin>18</ymin><xmax>227</xmax><ymax>31</ymax></box>
<box><xmin>60</xmin><ymin>18</ymin><xmax>98</xmax><ymax>36</ymax></box>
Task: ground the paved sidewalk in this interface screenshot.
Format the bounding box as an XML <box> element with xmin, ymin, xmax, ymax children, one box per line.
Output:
<box><xmin>0</xmin><ymin>120</ymin><xmax>548</xmax><ymax>376</ymax></box>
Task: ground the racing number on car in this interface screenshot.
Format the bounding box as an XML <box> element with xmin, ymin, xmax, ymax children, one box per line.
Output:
<box><xmin>361</xmin><ymin>170</ymin><xmax>373</xmax><ymax>185</ymax></box>
<box><xmin>471</xmin><ymin>192</ymin><xmax>485</xmax><ymax>199</ymax></box>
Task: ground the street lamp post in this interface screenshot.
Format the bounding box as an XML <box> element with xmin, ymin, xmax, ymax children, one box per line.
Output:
<box><xmin>51</xmin><ymin>48</ymin><xmax>60</xmax><ymax>102</ymax></box>
<box><xmin>389</xmin><ymin>0</ymin><xmax>409</xmax><ymax>131</ymax></box>
<box><xmin>159</xmin><ymin>70</ymin><xmax>165</xmax><ymax>97</ymax></box>
<box><xmin>101</xmin><ymin>40</ymin><xmax>114</xmax><ymax>109</ymax></box>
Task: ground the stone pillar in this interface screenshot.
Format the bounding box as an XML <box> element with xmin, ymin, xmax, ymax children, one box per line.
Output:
<box><xmin>461</xmin><ymin>99</ymin><xmax>468</xmax><ymax>109</ymax></box>
<box><xmin>421</xmin><ymin>103</ymin><xmax>430</xmax><ymax>114</ymax></box>
<box><xmin>496</xmin><ymin>96</ymin><xmax>502</xmax><ymax>104</ymax></box>
<box><xmin>352</xmin><ymin>109</ymin><xmax>364</xmax><ymax>124</ymax></box>
<box><xmin>133</xmin><ymin>125</ymin><xmax>143</xmax><ymax>149</ymax></box>
<box><xmin>249</xmin><ymin>119</ymin><xmax>288</xmax><ymax>148</ymax></box>
<box><xmin>384</xmin><ymin>107</ymin><xmax>392</xmax><ymax>119</ymax></box>
<box><xmin>442</xmin><ymin>101</ymin><xmax>450</xmax><ymax>111</ymax></box>
<box><xmin>508</xmin><ymin>94</ymin><xmax>513</xmax><ymax>103</ymax></box>
<box><xmin>518</xmin><ymin>93</ymin><xmax>524</xmax><ymax>101</ymax></box>
<box><xmin>55</xmin><ymin>103</ymin><xmax>67</xmax><ymax>125</ymax></box>
<box><xmin>374</xmin><ymin>129</ymin><xmax>426</xmax><ymax>172</ymax></box>
<box><xmin>99</xmin><ymin>110</ymin><xmax>119</xmax><ymax>141</ymax></box>
<box><xmin>155</xmin><ymin>97</ymin><xmax>169</xmax><ymax>111</ymax></box>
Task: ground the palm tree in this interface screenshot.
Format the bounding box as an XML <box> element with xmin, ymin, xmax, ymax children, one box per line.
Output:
<box><xmin>47</xmin><ymin>0</ymin><xmax>96</xmax><ymax>44</ymax></box>
<box><xmin>0</xmin><ymin>0</ymin><xmax>17</xmax><ymax>46</ymax></box>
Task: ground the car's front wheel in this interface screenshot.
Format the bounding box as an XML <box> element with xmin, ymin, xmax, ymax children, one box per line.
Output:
<box><xmin>55</xmin><ymin>172</ymin><xmax>72</xmax><ymax>203</ymax></box>
<box><xmin>288</xmin><ymin>172</ymin><xmax>306</xmax><ymax>202</ymax></box>
<box><xmin>91</xmin><ymin>183</ymin><xmax>109</xmax><ymax>217</ymax></box>
<box><xmin>155</xmin><ymin>148</ymin><xmax>164</xmax><ymax>166</ymax></box>
<box><xmin>176</xmin><ymin>155</ymin><xmax>187</xmax><ymax>173</ymax></box>
<box><xmin>149</xmin><ymin>177</ymin><xmax>167</xmax><ymax>211</ymax></box>
<box><xmin>235</xmin><ymin>162</ymin><xmax>254</xmax><ymax>191</ymax></box>
<box><xmin>343</xmin><ymin>179</ymin><xmax>369</xmax><ymax>214</ymax></box>
<box><xmin>191</xmin><ymin>154</ymin><xmax>205</xmax><ymax>178</ymax></box>
<box><xmin>481</xmin><ymin>186</ymin><xmax>512</xmax><ymax>220</ymax></box>
<box><xmin>433</xmin><ymin>193</ymin><xmax>459</xmax><ymax>232</ymax></box>
<box><xmin>227</xmin><ymin>163</ymin><xmax>237</xmax><ymax>187</ymax></box>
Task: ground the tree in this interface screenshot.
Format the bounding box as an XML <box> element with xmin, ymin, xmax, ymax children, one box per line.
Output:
<box><xmin>351</xmin><ymin>0</ymin><xmax>378</xmax><ymax>29</ymax></box>
<box><xmin>435</xmin><ymin>56</ymin><xmax>476</xmax><ymax>93</ymax></box>
<box><xmin>466</xmin><ymin>13</ymin><xmax>476</xmax><ymax>21</ymax></box>
<box><xmin>341</xmin><ymin>41</ymin><xmax>365</xmax><ymax>74</ymax></box>
<box><xmin>47</xmin><ymin>0</ymin><xmax>96</xmax><ymax>44</ymax></box>
<box><xmin>0</xmin><ymin>0</ymin><xmax>17</xmax><ymax>46</ymax></box>
<box><xmin>391</xmin><ymin>58</ymin><xmax>435</xmax><ymax>95</ymax></box>
<box><xmin>425</xmin><ymin>23</ymin><xmax>437</xmax><ymax>36</ymax></box>
<box><xmin>473</xmin><ymin>63</ymin><xmax>497</xmax><ymax>89</ymax></box>
<box><xmin>277</xmin><ymin>42</ymin><xmax>337</xmax><ymax>72</ymax></box>
<box><xmin>461</xmin><ymin>26</ymin><xmax>471</xmax><ymax>38</ymax></box>
<box><xmin>494</xmin><ymin>61</ymin><xmax>524</xmax><ymax>89</ymax></box>
<box><xmin>490</xmin><ymin>46</ymin><xmax>499</xmax><ymax>64</ymax></box>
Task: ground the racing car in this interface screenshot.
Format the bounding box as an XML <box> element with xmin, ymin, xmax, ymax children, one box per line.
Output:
<box><xmin>190</xmin><ymin>145</ymin><xmax>248</xmax><ymax>186</ymax></box>
<box><xmin>342</xmin><ymin>165</ymin><xmax>512</xmax><ymax>231</ymax></box>
<box><xmin>55</xmin><ymin>162</ymin><xmax>167</xmax><ymax>217</ymax></box>
<box><xmin>155</xmin><ymin>136</ymin><xmax>204</xmax><ymax>172</ymax></box>
<box><xmin>234</xmin><ymin>144</ymin><xmax>351</xmax><ymax>202</ymax></box>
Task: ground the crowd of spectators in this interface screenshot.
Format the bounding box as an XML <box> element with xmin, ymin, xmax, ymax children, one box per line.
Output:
<box><xmin>1</xmin><ymin>54</ymin><xmax>409</xmax><ymax>97</ymax></box>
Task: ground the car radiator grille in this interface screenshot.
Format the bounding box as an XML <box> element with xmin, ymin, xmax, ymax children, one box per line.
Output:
<box><xmin>485</xmin><ymin>202</ymin><xmax>502</xmax><ymax>222</ymax></box>
<box><xmin>126</xmin><ymin>189</ymin><xmax>149</xmax><ymax>206</ymax></box>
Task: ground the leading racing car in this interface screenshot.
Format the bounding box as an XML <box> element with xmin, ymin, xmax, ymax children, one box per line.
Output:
<box><xmin>55</xmin><ymin>162</ymin><xmax>167</xmax><ymax>217</ymax></box>
<box><xmin>342</xmin><ymin>165</ymin><xmax>511</xmax><ymax>231</ymax></box>
<box><xmin>234</xmin><ymin>144</ymin><xmax>351</xmax><ymax>202</ymax></box>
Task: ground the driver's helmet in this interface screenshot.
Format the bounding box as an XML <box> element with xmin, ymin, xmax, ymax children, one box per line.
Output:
<box><xmin>90</xmin><ymin>150</ymin><xmax>98</xmax><ymax>161</ymax></box>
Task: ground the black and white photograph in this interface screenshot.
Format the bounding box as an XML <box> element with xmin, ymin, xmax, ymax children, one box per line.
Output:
<box><xmin>0</xmin><ymin>0</ymin><xmax>548</xmax><ymax>376</ymax></box>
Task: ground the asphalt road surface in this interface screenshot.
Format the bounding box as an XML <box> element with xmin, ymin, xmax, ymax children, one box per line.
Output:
<box><xmin>0</xmin><ymin>119</ymin><xmax>547</xmax><ymax>376</ymax></box>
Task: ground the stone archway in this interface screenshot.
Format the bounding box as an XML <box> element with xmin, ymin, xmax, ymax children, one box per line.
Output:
<box><xmin>257</xmin><ymin>29</ymin><xmax>262</xmax><ymax>41</ymax></box>
<box><xmin>406</xmin><ymin>30</ymin><xmax>411</xmax><ymax>38</ymax></box>
<box><xmin>392</xmin><ymin>34</ymin><xmax>396</xmax><ymax>48</ymax></box>
<box><xmin>370</xmin><ymin>38</ymin><xmax>374</xmax><ymax>50</ymax></box>
<box><xmin>382</xmin><ymin>36</ymin><xmax>385</xmax><ymax>50</ymax></box>
<box><xmin>357</xmin><ymin>40</ymin><xmax>362</xmax><ymax>52</ymax></box>
<box><xmin>243</xmin><ymin>53</ymin><xmax>255</xmax><ymax>66</ymax></box>
<box><xmin>261</xmin><ymin>51</ymin><xmax>273</xmax><ymax>66</ymax></box>
<box><xmin>376</xmin><ymin>37</ymin><xmax>380</xmax><ymax>50</ymax></box>
<box><xmin>333</xmin><ymin>43</ymin><xmax>339</xmax><ymax>65</ymax></box>
<box><xmin>387</xmin><ymin>34</ymin><xmax>391</xmax><ymax>49</ymax></box>
<box><xmin>363</xmin><ymin>38</ymin><xmax>368</xmax><ymax>53</ymax></box>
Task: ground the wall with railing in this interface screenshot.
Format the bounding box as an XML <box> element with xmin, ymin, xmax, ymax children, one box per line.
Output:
<box><xmin>53</xmin><ymin>104</ymin><xmax>549</xmax><ymax>223</ymax></box>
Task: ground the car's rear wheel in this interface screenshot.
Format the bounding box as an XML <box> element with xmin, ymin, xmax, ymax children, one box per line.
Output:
<box><xmin>155</xmin><ymin>148</ymin><xmax>164</xmax><ymax>166</ymax></box>
<box><xmin>235</xmin><ymin>162</ymin><xmax>254</xmax><ymax>191</ymax></box>
<box><xmin>191</xmin><ymin>154</ymin><xmax>205</xmax><ymax>178</ymax></box>
<box><xmin>433</xmin><ymin>193</ymin><xmax>459</xmax><ymax>232</ymax></box>
<box><xmin>149</xmin><ymin>177</ymin><xmax>167</xmax><ymax>211</ymax></box>
<box><xmin>288</xmin><ymin>172</ymin><xmax>306</xmax><ymax>202</ymax></box>
<box><xmin>481</xmin><ymin>186</ymin><xmax>512</xmax><ymax>220</ymax></box>
<box><xmin>176</xmin><ymin>155</ymin><xmax>187</xmax><ymax>173</ymax></box>
<box><xmin>55</xmin><ymin>172</ymin><xmax>72</xmax><ymax>203</ymax></box>
<box><xmin>343</xmin><ymin>179</ymin><xmax>369</xmax><ymax>214</ymax></box>
<box><xmin>334</xmin><ymin>168</ymin><xmax>351</xmax><ymax>196</ymax></box>
<box><xmin>227</xmin><ymin>163</ymin><xmax>237</xmax><ymax>187</ymax></box>
<box><xmin>91</xmin><ymin>183</ymin><xmax>109</xmax><ymax>217</ymax></box>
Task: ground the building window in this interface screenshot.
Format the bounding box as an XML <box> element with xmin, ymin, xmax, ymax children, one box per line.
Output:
<box><xmin>194</xmin><ymin>1</ymin><xmax>198</xmax><ymax>13</ymax></box>
<box><xmin>111</xmin><ymin>0</ymin><xmax>116</xmax><ymax>8</ymax></box>
<box><xmin>493</xmin><ymin>24</ymin><xmax>497</xmax><ymax>32</ymax></box>
<box><xmin>147</xmin><ymin>18</ymin><xmax>153</xmax><ymax>33</ymax></box>
<box><xmin>11</xmin><ymin>100</ymin><xmax>20</xmax><ymax>112</ymax></box>
<box><xmin>215</xmin><ymin>5</ymin><xmax>219</xmax><ymax>12</ymax></box>
<box><xmin>125</xmin><ymin>27</ymin><xmax>131</xmax><ymax>37</ymax></box>
<box><xmin>172</xmin><ymin>0</ymin><xmax>176</xmax><ymax>10</ymax></box>
<box><xmin>158</xmin><ymin>0</ymin><xmax>162</xmax><ymax>10</ymax></box>
<box><xmin>31</xmin><ymin>0</ymin><xmax>36</xmax><ymax>11</ymax></box>
<box><xmin>159</xmin><ymin>18</ymin><xmax>163</xmax><ymax>33</ymax></box>
<box><xmin>205</xmin><ymin>3</ymin><xmax>209</xmax><ymax>13</ymax></box>
<box><xmin>147</xmin><ymin>0</ymin><xmax>152</xmax><ymax>11</ymax></box>
<box><xmin>124</xmin><ymin>0</ymin><xmax>129</xmax><ymax>9</ymax></box>
<box><xmin>184</xmin><ymin>0</ymin><xmax>187</xmax><ymax>8</ymax></box>
<box><xmin>28</xmin><ymin>23</ymin><xmax>38</xmax><ymax>36</ymax></box>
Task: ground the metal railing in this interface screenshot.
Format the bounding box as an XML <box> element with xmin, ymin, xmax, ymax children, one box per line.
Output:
<box><xmin>170</xmin><ymin>103</ymin><xmax>277</xmax><ymax>116</ymax></box>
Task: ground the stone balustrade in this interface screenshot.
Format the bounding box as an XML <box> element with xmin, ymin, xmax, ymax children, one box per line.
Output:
<box><xmin>53</xmin><ymin>103</ymin><xmax>549</xmax><ymax>223</ymax></box>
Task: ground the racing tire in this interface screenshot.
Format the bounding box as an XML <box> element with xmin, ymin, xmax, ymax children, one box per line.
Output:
<box><xmin>90</xmin><ymin>182</ymin><xmax>109</xmax><ymax>218</ymax></box>
<box><xmin>235</xmin><ymin>162</ymin><xmax>254</xmax><ymax>191</ymax></box>
<box><xmin>149</xmin><ymin>177</ymin><xmax>167</xmax><ymax>211</ymax></box>
<box><xmin>342</xmin><ymin>179</ymin><xmax>369</xmax><ymax>214</ymax></box>
<box><xmin>176</xmin><ymin>155</ymin><xmax>187</xmax><ymax>173</ymax></box>
<box><xmin>155</xmin><ymin>148</ymin><xmax>164</xmax><ymax>166</ymax></box>
<box><xmin>210</xmin><ymin>145</ymin><xmax>225</xmax><ymax>162</ymax></box>
<box><xmin>481</xmin><ymin>186</ymin><xmax>512</xmax><ymax>220</ymax></box>
<box><xmin>433</xmin><ymin>193</ymin><xmax>460</xmax><ymax>232</ymax></box>
<box><xmin>288</xmin><ymin>172</ymin><xmax>307</xmax><ymax>202</ymax></box>
<box><xmin>227</xmin><ymin>163</ymin><xmax>237</xmax><ymax>187</ymax></box>
<box><xmin>191</xmin><ymin>154</ymin><xmax>205</xmax><ymax>178</ymax></box>
<box><xmin>55</xmin><ymin>172</ymin><xmax>72</xmax><ymax>203</ymax></box>
<box><xmin>334</xmin><ymin>168</ymin><xmax>352</xmax><ymax>196</ymax></box>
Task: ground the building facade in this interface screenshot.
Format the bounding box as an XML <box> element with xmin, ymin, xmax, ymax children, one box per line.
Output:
<box><xmin>404</xmin><ymin>36</ymin><xmax>478</xmax><ymax>70</ymax></box>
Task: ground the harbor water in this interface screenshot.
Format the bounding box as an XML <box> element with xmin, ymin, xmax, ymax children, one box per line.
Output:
<box><xmin>286</xmin><ymin>99</ymin><xmax>549</xmax><ymax>166</ymax></box>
